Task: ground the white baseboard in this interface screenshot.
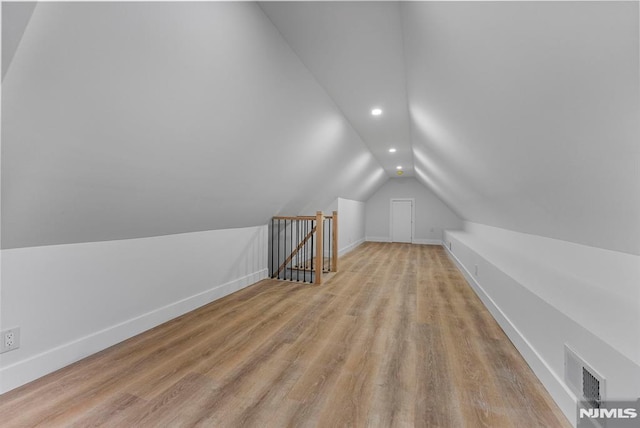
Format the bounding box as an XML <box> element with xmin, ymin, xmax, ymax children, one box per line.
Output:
<box><xmin>443</xmin><ymin>244</ymin><xmax>577</xmax><ymax>426</ymax></box>
<box><xmin>339</xmin><ymin>238</ymin><xmax>365</xmax><ymax>256</ymax></box>
<box><xmin>412</xmin><ymin>238</ymin><xmax>443</xmax><ymax>245</ymax></box>
<box><xmin>366</xmin><ymin>236</ymin><xmax>390</xmax><ymax>243</ymax></box>
<box><xmin>0</xmin><ymin>268</ymin><xmax>268</xmax><ymax>394</ymax></box>
<box><xmin>366</xmin><ymin>237</ymin><xmax>442</xmax><ymax>246</ymax></box>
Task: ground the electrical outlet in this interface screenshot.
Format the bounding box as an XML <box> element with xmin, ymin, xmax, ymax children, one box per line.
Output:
<box><xmin>430</xmin><ymin>227</ymin><xmax>435</xmax><ymax>233</ymax></box>
<box><xmin>474</xmin><ymin>265</ymin><xmax>478</xmax><ymax>276</ymax></box>
<box><xmin>1</xmin><ymin>327</ymin><xmax>20</xmax><ymax>353</ymax></box>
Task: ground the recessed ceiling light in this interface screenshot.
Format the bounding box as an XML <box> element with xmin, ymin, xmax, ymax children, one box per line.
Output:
<box><xmin>388</xmin><ymin>148</ymin><xmax>396</xmax><ymax>153</ymax></box>
<box><xmin>371</xmin><ymin>108</ymin><xmax>382</xmax><ymax>116</ymax></box>
<box><xmin>396</xmin><ymin>165</ymin><xmax>403</xmax><ymax>170</ymax></box>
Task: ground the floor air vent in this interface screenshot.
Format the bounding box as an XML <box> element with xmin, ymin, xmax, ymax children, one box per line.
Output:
<box><xmin>565</xmin><ymin>345</ymin><xmax>606</xmax><ymax>408</ymax></box>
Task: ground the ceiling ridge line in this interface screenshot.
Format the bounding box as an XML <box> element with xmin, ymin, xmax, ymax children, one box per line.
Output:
<box><xmin>397</xmin><ymin>2</ymin><xmax>418</xmax><ymax>177</ymax></box>
<box><xmin>2</xmin><ymin>2</ymin><xmax>39</xmax><ymax>83</ymax></box>
<box><xmin>256</xmin><ymin>2</ymin><xmax>386</xmax><ymax>176</ymax></box>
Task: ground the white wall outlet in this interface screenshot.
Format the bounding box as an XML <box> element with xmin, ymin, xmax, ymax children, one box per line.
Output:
<box><xmin>1</xmin><ymin>327</ymin><xmax>21</xmax><ymax>353</ymax></box>
<box><xmin>430</xmin><ymin>227</ymin><xmax>435</xmax><ymax>233</ymax></box>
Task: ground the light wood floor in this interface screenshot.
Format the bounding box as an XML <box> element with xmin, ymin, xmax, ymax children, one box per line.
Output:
<box><xmin>0</xmin><ymin>242</ymin><xmax>570</xmax><ymax>427</ymax></box>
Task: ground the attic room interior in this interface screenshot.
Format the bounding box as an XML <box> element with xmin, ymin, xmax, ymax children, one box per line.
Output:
<box><xmin>0</xmin><ymin>1</ymin><xmax>638</xmax><ymax>427</ymax></box>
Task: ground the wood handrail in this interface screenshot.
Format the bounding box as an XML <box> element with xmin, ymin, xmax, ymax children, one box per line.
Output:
<box><xmin>272</xmin><ymin>216</ymin><xmax>316</xmax><ymax>221</ymax></box>
<box><xmin>272</xmin><ymin>225</ymin><xmax>317</xmax><ymax>279</ymax></box>
<box><xmin>270</xmin><ymin>211</ymin><xmax>338</xmax><ymax>285</ymax></box>
<box><xmin>273</xmin><ymin>215</ymin><xmax>334</xmax><ymax>220</ymax></box>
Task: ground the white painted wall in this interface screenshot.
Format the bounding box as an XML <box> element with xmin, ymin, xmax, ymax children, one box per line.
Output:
<box><xmin>365</xmin><ymin>177</ymin><xmax>462</xmax><ymax>244</ymax></box>
<box><xmin>404</xmin><ymin>3</ymin><xmax>640</xmax><ymax>424</ymax></box>
<box><xmin>1</xmin><ymin>2</ymin><xmax>386</xmax><ymax>249</ymax></box>
<box><xmin>404</xmin><ymin>1</ymin><xmax>640</xmax><ymax>255</ymax></box>
<box><xmin>0</xmin><ymin>225</ymin><xmax>268</xmax><ymax>393</ymax></box>
<box><xmin>1</xmin><ymin>2</ymin><xmax>37</xmax><ymax>80</ymax></box>
<box><xmin>336</xmin><ymin>198</ymin><xmax>365</xmax><ymax>256</ymax></box>
<box><xmin>0</xmin><ymin>2</ymin><xmax>387</xmax><ymax>394</ymax></box>
<box><xmin>444</xmin><ymin>223</ymin><xmax>640</xmax><ymax>426</ymax></box>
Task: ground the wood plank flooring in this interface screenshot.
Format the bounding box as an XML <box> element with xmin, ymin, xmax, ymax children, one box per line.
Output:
<box><xmin>0</xmin><ymin>242</ymin><xmax>570</xmax><ymax>427</ymax></box>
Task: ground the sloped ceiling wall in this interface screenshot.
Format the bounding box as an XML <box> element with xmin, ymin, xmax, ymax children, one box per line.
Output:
<box><xmin>3</xmin><ymin>2</ymin><xmax>638</xmax><ymax>255</ymax></box>
<box><xmin>1</xmin><ymin>2</ymin><xmax>387</xmax><ymax>249</ymax></box>
<box><xmin>403</xmin><ymin>1</ymin><xmax>639</xmax><ymax>255</ymax></box>
<box><xmin>260</xmin><ymin>2</ymin><xmax>414</xmax><ymax>177</ymax></box>
<box><xmin>1</xmin><ymin>2</ymin><xmax>37</xmax><ymax>81</ymax></box>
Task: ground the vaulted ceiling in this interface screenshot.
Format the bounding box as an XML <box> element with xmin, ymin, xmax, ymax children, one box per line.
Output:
<box><xmin>261</xmin><ymin>2</ymin><xmax>413</xmax><ymax>178</ymax></box>
<box><xmin>262</xmin><ymin>1</ymin><xmax>639</xmax><ymax>255</ymax></box>
<box><xmin>2</xmin><ymin>1</ymin><xmax>638</xmax><ymax>254</ymax></box>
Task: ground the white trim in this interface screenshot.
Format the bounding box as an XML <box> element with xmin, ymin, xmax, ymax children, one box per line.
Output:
<box><xmin>0</xmin><ymin>268</ymin><xmax>268</xmax><ymax>394</ymax></box>
<box><xmin>389</xmin><ymin>198</ymin><xmax>415</xmax><ymax>243</ymax></box>
<box><xmin>442</xmin><ymin>242</ymin><xmax>577</xmax><ymax>426</ymax></box>
<box><xmin>338</xmin><ymin>238</ymin><xmax>365</xmax><ymax>256</ymax></box>
<box><xmin>366</xmin><ymin>237</ymin><xmax>441</xmax><ymax>246</ymax></box>
<box><xmin>412</xmin><ymin>238</ymin><xmax>443</xmax><ymax>245</ymax></box>
<box><xmin>366</xmin><ymin>236</ymin><xmax>391</xmax><ymax>243</ymax></box>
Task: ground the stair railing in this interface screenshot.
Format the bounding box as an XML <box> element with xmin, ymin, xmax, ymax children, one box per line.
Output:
<box><xmin>270</xmin><ymin>211</ymin><xmax>338</xmax><ymax>285</ymax></box>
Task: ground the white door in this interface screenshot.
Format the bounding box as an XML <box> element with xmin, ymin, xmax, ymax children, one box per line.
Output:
<box><xmin>391</xmin><ymin>200</ymin><xmax>412</xmax><ymax>243</ymax></box>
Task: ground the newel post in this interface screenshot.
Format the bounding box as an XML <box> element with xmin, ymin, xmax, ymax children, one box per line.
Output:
<box><xmin>331</xmin><ymin>211</ymin><xmax>338</xmax><ymax>272</ymax></box>
<box><xmin>314</xmin><ymin>211</ymin><xmax>324</xmax><ymax>285</ymax></box>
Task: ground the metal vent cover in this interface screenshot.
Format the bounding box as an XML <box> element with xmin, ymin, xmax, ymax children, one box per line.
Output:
<box><xmin>565</xmin><ymin>345</ymin><xmax>606</xmax><ymax>406</ymax></box>
<box><xmin>583</xmin><ymin>367</ymin><xmax>601</xmax><ymax>409</ymax></box>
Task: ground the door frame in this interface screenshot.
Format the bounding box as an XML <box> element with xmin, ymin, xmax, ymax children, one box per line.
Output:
<box><xmin>389</xmin><ymin>198</ymin><xmax>415</xmax><ymax>243</ymax></box>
